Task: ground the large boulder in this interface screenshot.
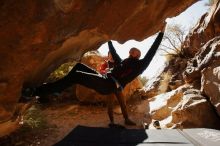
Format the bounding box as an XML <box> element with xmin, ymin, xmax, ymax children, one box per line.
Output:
<box><xmin>183</xmin><ymin>1</ymin><xmax>220</xmax><ymax>57</ymax></box>
<box><xmin>180</xmin><ymin>1</ymin><xmax>220</xmax><ymax>118</ymax></box>
<box><xmin>201</xmin><ymin>60</ymin><xmax>220</xmax><ymax>117</ymax></box>
<box><xmin>183</xmin><ymin>1</ymin><xmax>220</xmax><ymax>83</ymax></box>
<box><xmin>180</xmin><ymin>1</ymin><xmax>220</xmax><ymax>119</ymax></box>
<box><xmin>149</xmin><ymin>85</ymin><xmax>220</xmax><ymax>129</ymax></box>
<box><xmin>185</xmin><ymin>34</ymin><xmax>220</xmax><ymax>82</ymax></box>
<box><xmin>76</xmin><ymin>51</ymin><xmax>143</xmax><ymax>103</ymax></box>
<box><xmin>184</xmin><ymin>37</ymin><xmax>220</xmax><ymax>83</ymax></box>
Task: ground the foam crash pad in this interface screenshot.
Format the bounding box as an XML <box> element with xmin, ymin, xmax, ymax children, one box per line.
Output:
<box><xmin>54</xmin><ymin>125</ymin><xmax>220</xmax><ymax>146</ymax></box>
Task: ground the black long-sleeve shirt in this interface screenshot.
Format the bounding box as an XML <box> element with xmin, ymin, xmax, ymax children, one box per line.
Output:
<box><xmin>108</xmin><ymin>32</ymin><xmax>164</xmax><ymax>87</ymax></box>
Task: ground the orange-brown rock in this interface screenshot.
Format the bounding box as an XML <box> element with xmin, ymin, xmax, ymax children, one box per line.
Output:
<box><xmin>183</xmin><ymin>1</ymin><xmax>220</xmax><ymax>56</ymax></box>
<box><xmin>143</xmin><ymin>57</ymin><xmax>187</xmax><ymax>99</ymax></box>
<box><xmin>0</xmin><ymin>0</ymin><xmax>197</xmax><ymax>136</ymax></box>
<box><xmin>141</xmin><ymin>76</ymin><xmax>161</xmax><ymax>99</ymax></box>
<box><xmin>183</xmin><ymin>37</ymin><xmax>220</xmax><ymax>83</ymax></box>
<box><xmin>201</xmin><ymin>60</ymin><xmax>220</xmax><ymax>117</ymax></box>
<box><xmin>183</xmin><ymin>1</ymin><xmax>220</xmax><ymax>83</ymax></box>
<box><xmin>167</xmin><ymin>57</ymin><xmax>187</xmax><ymax>89</ymax></box>
<box><xmin>76</xmin><ymin>51</ymin><xmax>143</xmax><ymax>103</ymax></box>
<box><xmin>149</xmin><ymin>85</ymin><xmax>220</xmax><ymax>129</ymax></box>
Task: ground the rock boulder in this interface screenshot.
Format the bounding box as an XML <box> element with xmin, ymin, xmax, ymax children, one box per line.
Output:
<box><xmin>149</xmin><ymin>85</ymin><xmax>220</xmax><ymax>129</ymax></box>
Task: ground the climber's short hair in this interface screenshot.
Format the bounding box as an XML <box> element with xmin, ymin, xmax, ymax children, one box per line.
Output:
<box><xmin>129</xmin><ymin>48</ymin><xmax>141</xmax><ymax>59</ymax></box>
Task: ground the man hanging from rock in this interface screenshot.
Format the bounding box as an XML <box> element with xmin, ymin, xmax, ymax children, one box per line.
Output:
<box><xmin>24</xmin><ymin>28</ymin><xmax>164</xmax><ymax>126</ymax></box>
<box><xmin>98</xmin><ymin>51</ymin><xmax>124</xmax><ymax>127</ymax></box>
<box><xmin>98</xmin><ymin>51</ymin><xmax>130</xmax><ymax>127</ymax></box>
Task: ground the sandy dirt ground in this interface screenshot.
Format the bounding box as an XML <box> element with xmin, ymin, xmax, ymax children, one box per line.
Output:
<box><xmin>0</xmin><ymin>98</ymin><xmax>151</xmax><ymax>146</ymax></box>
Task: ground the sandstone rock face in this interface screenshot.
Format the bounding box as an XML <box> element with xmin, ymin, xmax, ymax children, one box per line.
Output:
<box><xmin>0</xmin><ymin>0</ymin><xmax>196</xmax><ymax>135</ymax></box>
<box><xmin>142</xmin><ymin>57</ymin><xmax>187</xmax><ymax>99</ymax></box>
<box><xmin>182</xmin><ymin>1</ymin><xmax>220</xmax><ymax>82</ymax></box>
<box><xmin>142</xmin><ymin>76</ymin><xmax>161</xmax><ymax>99</ymax></box>
<box><xmin>75</xmin><ymin>51</ymin><xmax>143</xmax><ymax>103</ymax></box>
<box><xmin>183</xmin><ymin>1</ymin><xmax>220</xmax><ymax>83</ymax></box>
<box><xmin>149</xmin><ymin>85</ymin><xmax>220</xmax><ymax>129</ymax></box>
<box><xmin>183</xmin><ymin>1</ymin><xmax>220</xmax><ymax>81</ymax></box>
<box><xmin>183</xmin><ymin>1</ymin><xmax>220</xmax><ymax>56</ymax></box>
<box><xmin>167</xmin><ymin>57</ymin><xmax>187</xmax><ymax>90</ymax></box>
<box><xmin>180</xmin><ymin>1</ymin><xmax>220</xmax><ymax>120</ymax></box>
<box><xmin>184</xmin><ymin>37</ymin><xmax>220</xmax><ymax>83</ymax></box>
<box><xmin>201</xmin><ymin>61</ymin><xmax>220</xmax><ymax>117</ymax></box>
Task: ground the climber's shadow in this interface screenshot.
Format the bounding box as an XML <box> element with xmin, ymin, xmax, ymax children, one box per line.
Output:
<box><xmin>54</xmin><ymin>125</ymin><xmax>148</xmax><ymax>146</ymax></box>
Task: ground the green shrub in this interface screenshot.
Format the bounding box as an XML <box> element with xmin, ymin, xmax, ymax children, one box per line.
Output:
<box><xmin>47</xmin><ymin>62</ymin><xmax>76</xmax><ymax>82</ymax></box>
<box><xmin>21</xmin><ymin>105</ymin><xmax>47</xmax><ymax>130</ymax></box>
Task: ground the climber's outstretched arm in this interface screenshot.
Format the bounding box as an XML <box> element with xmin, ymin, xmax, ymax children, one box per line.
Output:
<box><xmin>108</xmin><ymin>41</ymin><xmax>122</xmax><ymax>64</ymax></box>
<box><xmin>140</xmin><ymin>32</ymin><xmax>164</xmax><ymax>71</ymax></box>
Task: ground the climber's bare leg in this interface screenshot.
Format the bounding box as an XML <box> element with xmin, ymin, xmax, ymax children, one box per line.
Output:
<box><xmin>107</xmin><ymin>94</ymin><xmax>114</xmax><ymax>124</ymax></box>
<box><xmin>114</xmin><ymin>92</ymin><xmax>136</xmax><ymax>125</ymax></box>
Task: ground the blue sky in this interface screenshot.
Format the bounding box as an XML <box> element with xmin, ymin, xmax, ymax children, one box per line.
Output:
<box><xmin>98</xmin><ymin>0</ymin><xmax>210</xmax><ymax>78</ymax></box>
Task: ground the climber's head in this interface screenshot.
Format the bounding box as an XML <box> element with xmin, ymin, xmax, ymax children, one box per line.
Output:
<box><xmin>129</xmin><ymin>48</ymin><xmax>141</xmax><ymax>59</ymax></box>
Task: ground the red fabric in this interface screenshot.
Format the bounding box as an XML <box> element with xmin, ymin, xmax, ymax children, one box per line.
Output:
<box><xmin>98</xmin><ymin>62</ymin><xmax>108</xmax><ymax>74</ymax></box>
